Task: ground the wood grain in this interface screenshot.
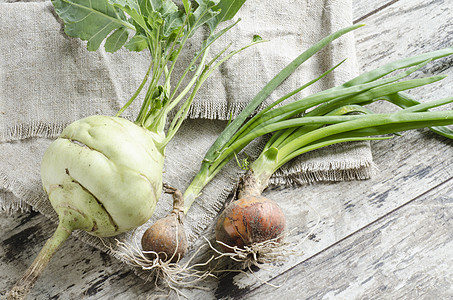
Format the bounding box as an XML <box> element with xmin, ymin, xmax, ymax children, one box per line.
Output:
<box><xmin>353</xmin><ymin>0</ymin><xmax>400</xmax><ymax>24</ymax></box>
<box><xmin>1</xmin><ymin>0</ymin><xmax>453</xmax><ymax>299</ymax></box>
<box><xmin>0</xmin><ymin>211</ymin><xmax>155</xmax><ymax>299</ymax></box>
<box><xmin>242</xmin><ymin>179</ymin><xmax>453</xmax><ymax>299</ymax></box>
<box><xmin>236</xmin><ymin>0</ymin><xmax>453</xmax><ymax>297</ymax></box>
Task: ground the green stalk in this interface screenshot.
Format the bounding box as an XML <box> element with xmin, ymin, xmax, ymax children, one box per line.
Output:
<box><xmin>383</xmin><ymin>92</ymin><xmax>453</xmax><ymax>138</ymax></box>
<box><xmin>244</xmin><ymin>68</ymin><xmax>444</xmax><ymax>134</ymax></box>
<box><xmin>116</xmin><ymin>61</ymin><xmax>153</xmax><ymax>117</ymax></box>
<box><xmin>268</xmin><ymin>105</ymin><xmax>374</xmax><ymax>151</ymax></box>
<box><xmin>183</xmin><ymin>113</ymin><xmax>379</xmax><ymax>212</ymax></box>
<box><xmin>277</xmin><ymin>96</ymin><xmax>453</xmax><ymax>159</ymax></box>
<box><xmin>248</xmin><ymin>46</ymin><xmax>452</xmax><ymax>134</ymax></box>
<box><xmin>6</xmin><ymin>224</ymin><xmax>71</xmax><ymax>299</ymax></box>
<box><xmin>265</xmin><ymin>75</ymin><xmax>445</xmax><ymax>150</ymax></box>
<box><xmin>343</xmin><ymin>48</ymin><xmax>453</xmax><ymax>87</ymax></box>
<box><xmin>163</xmin><ymin>66</ymin><xmax>209</xmax><ymax>145</ymax></box>
<box><xmin>207</xmin><ymin>74</ymin><xmax>446</xmax><ymax>172</ymax></box>
<box><xmin>160</xmin><ymin>4</ymin><xmax>193</xmax><ymax>88</ymax></box>
<box><xmin>219</xmin><ymin>56</ymin><xmax>436</xmax><ymax>148</ymax></box>
<box><xmin>147</xmin><ymin>47</ymin><xmax>211</xmax><ymax>133</ymax></box>
<box><xmin>302</xmin><ymin>60</ymin><xmax>432</xmax><ymax>118</ymax></box>
<box><xmin>223</xmin><ymin>59</ymin><xmax>347</xmax><ymax>148</ymax></box>
<box><xmin>183</xmin><ymin>48</ymin><xmax>453</xmax><ymax>213</ymax></box>
<box><xmin>146</xmin><ymin>20</ymin><xmax>245</xmax><ymax>137</ymax></box>
<box><xmin>255</xmin><ymin>110</ymin><xmax>453</xmax><ymax>178</ymax></box>
<box><xmin>182</xmin><ymin>25</ymin><xmax>364</xmax><ymax>211</ymax></box>
<box><xmin>164</xmin><ymin>19</ymin><xmax>242</xmax><ymax>114</ymax></box>
<box><xmin>202</xmin><ymin>24</ymin><xmax>365</xmax><ymax>163</ymax></box>
<box><xmin>249</xmin><ymin>97</ymin><xmax>453</xmax><ymax>184</ymax></box>
<box><xmin>162</xmin><ymin>38</ymin><xmax>266</xmax><ymax>145</ymax></box>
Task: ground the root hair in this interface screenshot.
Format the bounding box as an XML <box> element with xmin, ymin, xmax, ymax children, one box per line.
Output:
<box><xmin>110</xmin><ymin>239</ymin><xmax>216</xmax><ymax>299</ymax></box>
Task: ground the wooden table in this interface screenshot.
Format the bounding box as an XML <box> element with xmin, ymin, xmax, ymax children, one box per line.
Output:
<box><xmin>2</xmin><ymin>0</ymin><xmax>452</xmax><ymax>299</ymax></box>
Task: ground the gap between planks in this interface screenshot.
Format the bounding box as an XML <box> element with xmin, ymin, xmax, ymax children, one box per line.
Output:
<box><xmin>241</xmin><ymin>175</ymin><xmax>453</xmax><ymax>298</ymax></box>
<box><xmin>353</xmin><ymin>0</ymin><xmax>400</xmax><ymax>24</ymax></box>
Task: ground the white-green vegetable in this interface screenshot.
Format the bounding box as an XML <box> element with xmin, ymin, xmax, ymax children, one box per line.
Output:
<box><xmin>41</xmin><ymin>115</ymin><xmax>165</xmax><ymax>236</ymax></box>
<box><xmin>7</xmin><ymin>0</ymin><xmax>251</xmax><ymax>298</ymax></box>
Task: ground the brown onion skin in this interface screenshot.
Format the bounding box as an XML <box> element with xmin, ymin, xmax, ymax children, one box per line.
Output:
<box><xmin>215</xmin><ymin>195</ymin><xmax>286</xmax><ymax>252</ymax></box>
<box><xmin>141</xmin><ymin>213</ymin><xmax>188</xmax><ymax>263</ymax></box>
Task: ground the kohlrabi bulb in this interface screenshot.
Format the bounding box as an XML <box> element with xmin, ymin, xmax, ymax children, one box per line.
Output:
<box><xmin>41</xmin><ymin>115</ymin><xmax>165</xmax><ymax>237</ymax></box>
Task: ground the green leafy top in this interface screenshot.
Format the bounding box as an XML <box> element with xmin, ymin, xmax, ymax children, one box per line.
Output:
<box><xmin>53</xmin><ymin>0</ymin><xmax>237</xmax><ymax>52</ymax></box>
<box><xmin>52</xmin><ymin>0</ymin><xmax>251</xmax><ymax>146</ymax></box>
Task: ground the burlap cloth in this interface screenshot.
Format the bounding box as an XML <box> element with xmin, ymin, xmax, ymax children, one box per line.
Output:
<box><xmin>0</xmin><ymin>0</ymin><xmax>372</xmax><ymax>276</ymax></box>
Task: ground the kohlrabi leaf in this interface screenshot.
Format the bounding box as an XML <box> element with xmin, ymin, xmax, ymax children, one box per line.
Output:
<box><xmin>105</xmin><ymin>27</ymin><xmax>129</xmax><ymax>52</ymax></box>
<box><xmin>140</xmin><ymin>0</ymin><xmax>177</xmax><ymax>18</ymax></box>
<box><xmin>148</xmin><ymin>0</ymin><xmax>163</xmax><ymax>10</ymax></box>
<box><xmin>139</xmin><ymin>0</ymin><xmax>153</xmax><ymax>17</ymax></box>
<box><xmin>207</xmin><ymin>0</ymin><xmax>246</xmax><ymax>31</ymax></box>
<box><xmin>125</xmin><ymin>34</ymin><xmax>149</xmax><ymax>51</ymax></box>
<box><xmin>181</xmin><ymin>0</ymin><xmax>190</xmax><ymax>14</ymax></box>
<box><xmin>52</xmin><ymin>0</ymin><xmax>134</xmax><ymax>51</ymax></box>
<box><xmin>163</xmin><ymin>11</ymin><xmax>184</xmax><ymax>37</ymax></box>
<box><xmin>159</xmin><ymin>0</ymin><xmax>178</xmax><ymax>17</ymax></box>
<box><xmin>190</xmin><ymin>0</ymin><xmax>220</xmax><ymax>32</ymax></box>
<box><xmin>109</xmin><ymin>0</ymin><xmax>149</xmax><ymax>33</ymax></box>
<box><xmin>109</xmin><ymin>0</ymin><xmax>140</xmax><ymax>13</ymax></box>
<box><xmin>147</xmin><ymin>11</ymin><xmax>164</xmax><ymax>31</ymax></box>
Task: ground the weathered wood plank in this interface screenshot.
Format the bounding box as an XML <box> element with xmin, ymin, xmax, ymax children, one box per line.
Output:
<box><xmin>225</xmin><ymin>0</ymin><xmax>453</xmax><ymax>297</ymax></box>
<box><xmin>355</xmin><ymin>0</ymin><xmax>453</xmax><ymax>98</ymax></box>
<box><xmin>241</xmin><ymin>179</ymin><xmax>453</xmax><ymax>299</ymax></box>
<box><xmin>1</xmin><ymin>0</ymin><xmax>453</xmax><ymax>299</ymax></box>
<box><xmin>0</xmin><ymin>212</ymin><xmax>154</xmax><ymax>299</ymax></box>
<box><xmin>179</xmin><ymin>0</ymin><xmax>453</xmax><ymax>297</ymax></box>
<box><xmin>178</xmin><ymin>129</ymin><xmax>453</xmax><ymax>299</ymax></box>
<box><xmin>353</xmin><ymin>0</ymin><xmax>400</xmax><ymax>24</ymax></box>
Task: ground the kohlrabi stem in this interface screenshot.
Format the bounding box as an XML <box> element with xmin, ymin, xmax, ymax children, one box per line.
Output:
<box><xmin>136</xmin><ymin>47</ymin><xmax>160</xmax><ymax>125</ymax></box>
<box><xmin>7</xmin><ymin>223</ymin><xmax>72</xmax><ymax>300</ymax></box>
<box><xmin>163</xmin><ymin>67</ymin><xmax>209</xmax><ymax>145</ymax></box>
<box><xmin>164</xmin><ymin>19</ymin><xmax>242</xmax><ymax>115</ymax></box>
<box><xmin>141</xmin><ymin>20</ymin><xmax>247</xmax><ymax>138</ymax></box>
<box><xmin>116</xmin><ymin>61</ymin><xmax>153</xmax><ymax>117</ymax></box>
<box><xmin>165</xmin><ymin>39</ymin><xmax>268</xmax><ymax>145</ymax></box>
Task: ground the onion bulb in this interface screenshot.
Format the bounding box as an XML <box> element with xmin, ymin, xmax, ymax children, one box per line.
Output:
<box><xmin>215</xmin><ymin>195</ymin><xmax>286</xmax><ymax>252</ymax></box>
<box><xmin>141</xmin><ymin>185</ymin><xmax>188</xmax><ymax>262</ymax></box>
